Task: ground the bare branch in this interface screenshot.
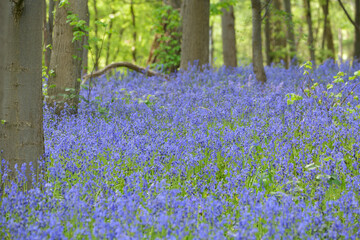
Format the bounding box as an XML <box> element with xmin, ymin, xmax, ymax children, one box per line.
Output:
<box><xmin>337</xmin><ymin>0</ymin><xmax>360</xmax><ymax>31</ymax></box>
<box><xmin>81</xmin><ymin>62</ymin><xmax>169</xmax><ymax>84</ymax></box>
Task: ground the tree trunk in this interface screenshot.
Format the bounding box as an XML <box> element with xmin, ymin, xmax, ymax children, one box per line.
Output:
<box><xmin>304</xmin><ymin>0</ymin><xmax>316</xmax><ymax>64</ymax></box>
<box><xmin>44</xmin><ymin>0</ymin><xmax>55</xmax><ymax>73</ymax></box>
<box><xmin>273</xmin><ymin>0</ymin><xmax>288</xmax><ymax>67</ymax></box>
<box><xmin>321</xmin><ymin>0</ymin><xmax>335</xmax><ymax>60</ymax></box>
<box><xmin>221</xmin><ymin>5</ymin><xmax>237</xmax><ymax>67</ymax></box>
<box><xmin>105</xmin><ymin>9</ymin><xmax>115</xmax><ymax>66</ymax></box>
<box><xmin>147</xmin><ymin>0</ymin><xmax>182</xmax><ymax>72</ymax></box>
<box><xmin>251</xmin><ymin>0</ymin><xmax>267</xmax><ymax>83</ymax></box>
<box><xmin>338</xmin><ymin>28</ymin><xmax>343</xmax><ymax>60</ymax></box>
<box><xmin>92</xmin><ymin>0</ymin><xmax>99</xmax><ymax>69</ymax></box>
<box><xmin>355</xmin><ymin>0</ymin><xmax>360</xmax><ymax>60</ymax></box>
<box><xmin>164</xmin><ymin>0</ymin><xmax>181</xmax><ymax>8</ymax></box>
<box><xmin>180</xmin><ymin>0</ymin><xmax>210</xmax><ymax>70</ymax></box>
<box><xmin>283</xmin><ymin>0</ymin><xmax>297</xmax><ymax>65</ymax></box>
<box><xmin>130</xmin><ymin>0</ymin><xmax>137</xmax><ymax>63</ymax></box>
<box><xmin>264</xmin><ymin>8</ymin><xmax>272</xmax><ymax>66</ymax></box>
<box><xmin>210</xmin><ymin>24</ymin><xmax>214</xmax><ymax>65</ymax></box>
<box><xmin>0</xmin><ymin>0</ymin><xmax>44</xmax><ymax>189</ymax></box>
<box><xmin>48</xmin><ymin>0</ymin><xmax>88</xmax><ymax>114</ymax></box>
<box><xmin>82</xmin><ymin>2</ymin><xmax>90</xmax><ymax>74</ymax></box>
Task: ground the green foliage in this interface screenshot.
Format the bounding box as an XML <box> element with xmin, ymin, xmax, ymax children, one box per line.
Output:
<box><xmin>151</xmin><ymin>5</ymin><xmax>181</xmax><ymax>73</ymax></box>
<box><xmin>287</xmin><ymin>61</ymin><xmax>360</xmax><ymax>121</ymax></box>
<box><xmin>210</xmin><ymin>0</ymin><xmax>236</xmax><ymax>15</ymax></box>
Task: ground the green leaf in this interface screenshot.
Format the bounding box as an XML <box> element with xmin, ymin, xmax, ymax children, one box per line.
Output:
<box><xmin>1</xmin><ymin>120</ymin><xmax>6</xmax><ymax>125</ymax></box>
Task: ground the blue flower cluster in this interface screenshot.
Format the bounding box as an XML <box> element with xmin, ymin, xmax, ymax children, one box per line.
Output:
<box><xmin>1</xmin><ymin>60</ymin><xmax>360</xmax><ymax>239</ymax></box>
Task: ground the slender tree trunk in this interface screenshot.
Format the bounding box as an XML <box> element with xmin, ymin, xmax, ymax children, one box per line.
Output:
<box><xmin>93</xmin><ymin>0</ymin><xmax>99</xmax><ymax>69</ymax></box>
<box><xmin>338</xmin><ymin>28</ymin><xmax>343</xmax><ymax>60</ymax></box>
<box><xmin>180</xmin><ymin>0</ymin><xmax>210</xmax><ymax>70</ymax></box>
<box><xmin>273</xmin><ymin>0</ymin><xmax>288</xmax><ymax>67</ymax></box>
<box><xmin>264</xmin><ymin>9</ymin><xmax>272</xmax><ymax>66</ymax></box>
<box><xmin>164</xmin><ymin>0</ymin><xmax>181</xmax><ymax>8</ymax></box>
<box><xmin>283</xmin><ymin>0</ymin><xmax>297</xmax><ymax>65</ymax></box>
<box><xmin>105</xmin><ymin>9</ymin><xmax>115</xmax><ymax>66</ymax></box>
<box><xmin>44</xmin><ymin>0</ymin><xmax>55</xmax><ymax>73</ymax></box>
<box><xmin>0</xmin><ymin>0</ymin><xmax>44</xmax><ymax>189</ymax></box>
<box><xmin>48</xmin><ymin>0</ymin><xmax>88</xmax><ymax>114</ymax></box>
<box><xmin>82</xmin><ymin>2</ymin><xmax>89</xmax><ymax>74</ymax></box>
<box><xmin>321</xmin><ymin>0</ymin><xmax>335</xmax><ymax>60</ymax></box>
<box><xmin>355</xmin><ymin>0</ymin><xmax>360</xmax><ymax>60</ymax></box>
<box><xmin>221</xmin><ymin>4</ymin><xmax>237</xmax><ymax>67</ymax></box>
<box><xmin>304</xmin><ymin>0</ymin><xmax>316</xmax><ymax>64</ymax></box>
<box><xmin>210</xmin><ymin>24</ymin><xmax>214</xmax><ymax>65</ymax></box>
<box><xmin>251</xmin><ymin>0</ymin><xmax>267</xmax><ymax>83</ymax></box>
<box><xmin>130</xmin><ymin>0</ymin><xmax>137</xmax><ymax>63</ymax></box>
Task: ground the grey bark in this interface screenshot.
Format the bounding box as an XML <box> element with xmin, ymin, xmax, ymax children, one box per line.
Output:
<box><xmin>180</xmin><ymin>0</ymin><xmax>210</xmax><ymax>70</ymax></box>
<box><xmin>251</xmin><ymin>0</ymin><xmax>267</xmax><ymax>83</ymax></box>
<box><xmin>0</xmin><ymin>0</ymin><xmax>45</xmax><ymax>189</ymax></box>
<box><xmin>304</xmin><ymin>0</ymin><xmax>316</xmax><ymax>64</ymax></box>
<box><xmin>221</xmin><ymin>5</ymin><xmax>237</xmax><ymax>67</ymax></box>
<box><xmin>283</xmin><ymin>0</ymin><xmax>297</xmax><ymax>64</ymax></box>
<box><xmin>355</xmin><ymin>0</ymin><xmax>360</xmax><ymax>60</ymax></box>
<box><xmin>44</xmin><ymin>0</ymin><xmax>55</xmax><ymax>72</ymax></box>
<box><xmin>48</xmin><ymin>0</ymin><xmax>88</xmax><ymax>114</ymax></box>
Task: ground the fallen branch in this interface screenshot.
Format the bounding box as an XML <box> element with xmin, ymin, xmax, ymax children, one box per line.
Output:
<box><xmin>81</xmin><ymin>61</ymin><xmax>168</xmax><ymax>85</ymax></box>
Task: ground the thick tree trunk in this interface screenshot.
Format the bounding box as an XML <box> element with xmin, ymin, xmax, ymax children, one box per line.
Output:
<box><xmin>44</xmin><ymin>0</ymin><xmax>55</xmax><ymax>73</ymax></box>
<box><xmin>0</xmin><ymin>0</ymin><xmax>44</xmax><ymax>189</ymax></box>
<box><xmin>180</xmin><ymin>0</ymin><xmax>210</xmax><ymax>70</ymax></box>
<box><xmin>48</xmin><ymin>0</ymin><xmax>88</xmax><ymax>114</ymax></box>
<box><xmin>251</xmin><ymin>0</ymin><xmax>267</xmax><ymax>83</ymax></box>
<box><xmin>355</xmin><ymin>0</ymin><xmax>360</xmax><ymax>60</ymax></box>
<box><xmin>283</xmin><ymin>0</ymin><xmax>297</xmax><ymax>65</ymax></box>
<box><xmin>304</xmin><ymin>0</ymin><xmax>316</xmax><ymax>64</ymax></box>
<box><xmin>321</xmin><ymin>0</ymin><xmax>335</xmax><ymax>60</ymax></box>
<box><xmin>221</xmin><ymin>5</ymin><xmax>237</xmax><ymax>67</ymax></box>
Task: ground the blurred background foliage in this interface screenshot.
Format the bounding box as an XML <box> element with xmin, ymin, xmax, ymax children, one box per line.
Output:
<box><xmin>47</xmin><ymin>0</ymin><xmax>358</xmax><ymax>70</ymax></box>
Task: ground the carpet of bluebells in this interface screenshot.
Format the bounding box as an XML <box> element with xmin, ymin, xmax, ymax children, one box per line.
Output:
<box><xmin>1</xmin><ymin>60</ymin><xmax>360</xmax><ymax>239</ymax></box>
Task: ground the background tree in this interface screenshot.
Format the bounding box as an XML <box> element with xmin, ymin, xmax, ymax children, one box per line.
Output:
<box><xmin>354</xmin><ymin>0</ymin><xmax>360</xmax><ymax>60</ymax></box>
<box><xmin>180</xmin><ymin>0</ymin><xmax>210</xmax><ymax>70</ymax></box>
<box><xmin>264</xmin><ymin>1</ymin><xmax>273</xmax><ymax>66</ymax></box>
<box><xmin>273</xmin><ymin>0</ymin><xmax>288</xmax><ymax>67</ymax></box>
<box><xmin>221</xmin><ymin>3</ymin><xmax>237</xmax><ymax>67</ymax></box>
<box><xmin>251</xmin><ymin>0</ymin><xmax>267</xmax><ymax>83</ymax></box>
<box><xmin>0</xmin><ymin>0</ymin><xmax>44</xmax><ymax>189</ymax></box>
<box><xmin>48</xmin><ymin>0</ymin><xmax>89</xmax><ymax>114</ymax></box>
<box><xmin>44</xmin><ymin>0</ymin><xmax>55</xmax><ymax>73</ymax></box>
<box><xmin>147</xmin><ymin>0</ymin><xmax>182</xmax><ymax>72</ymax></box>
<box><xmin>304</xmin><ymin>0</ymin><xmax>315</xmax><ymax>64</ymax></box>
<box><xmin>320</xmin><ymin>0</ymin><xmax>335</xmax><ymax>60</ymax></box>
<box><xmin>283</xmin><ymin>0</ymin><xmax>297</xmax><ymax>65</ymax></box>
